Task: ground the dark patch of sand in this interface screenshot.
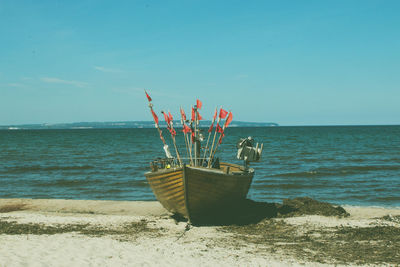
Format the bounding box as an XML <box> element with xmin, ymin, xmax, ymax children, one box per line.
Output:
<box><xmin>217</xmin><ymin>199</ymin><xmax>400</xmax><ymax>265</ymax></box>
<box><xmin>0</xmin><ymin>218</ymin><xmax>163</xmax><ymax>241</ymax></box>
<box><xmin>192</xmin><ymin>197</ymin><xmax>349</xmax><ymax>226</ymax></box>
<box><xmin>0</xmin><ymin>203</ymin><xmax>27</xmax><ymax>213</ymax></box>
<box><xmin>280</xmin><ymin>197</ymin><xmax>349</xmax><ymax>217</ymax></box>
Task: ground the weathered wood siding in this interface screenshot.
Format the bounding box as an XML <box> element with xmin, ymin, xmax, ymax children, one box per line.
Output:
<box><xmin>145</xmin><ymin>168</ymin><xmax>187</xmax><ymax>217</ymax></box>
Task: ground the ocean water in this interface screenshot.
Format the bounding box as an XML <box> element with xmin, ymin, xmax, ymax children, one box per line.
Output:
<box><xmin>0</xmin><ymin>126</ymin><xmax>399</xmax><ymax>207</ymax></box>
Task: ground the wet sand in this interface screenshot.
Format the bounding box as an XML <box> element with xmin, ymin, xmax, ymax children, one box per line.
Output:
<box><xmin>1</xmin><ymin>198</ymin><xmax>399</xmax><ymax>266</ymax></box>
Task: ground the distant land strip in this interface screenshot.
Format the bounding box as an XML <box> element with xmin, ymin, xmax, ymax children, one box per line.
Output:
<box><xmin>0</xmin><ymin>121</ymin><xmax>278</xmax><ymax>130</ymax></box>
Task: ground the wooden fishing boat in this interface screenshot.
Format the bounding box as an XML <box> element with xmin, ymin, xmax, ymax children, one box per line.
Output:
<box><xmin>143</xmin><ymin>91</ymin><xmax>262</xmax><ymax>224</ymax></box>
<box><xmin>145</xmin><ymin>162</ymin><xmax>254</xmax><ymax>224</ymax></box>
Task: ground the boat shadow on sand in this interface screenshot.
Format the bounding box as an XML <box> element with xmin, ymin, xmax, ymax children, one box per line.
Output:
<box><xmin>172</xmin><ymin>197</ymin><xmax>349</xmax><ymax>226</ymax></box>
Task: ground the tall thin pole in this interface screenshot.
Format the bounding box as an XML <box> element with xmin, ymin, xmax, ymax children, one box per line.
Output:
<box><xmin>186</xmin><ymin>132</ymin><xmax>193</xmax><ymax>165</ymax></box>
<box><xmin>162</xmin><ymin>111</ymin><xmax>182</xmax><ymax>166</ymax></box>
<box><xmin>201</xmin><ymin>107</ymin><xmax>217</xmax><ymax>164</ymax></box>
<box><xmin>201</xmin><ymin>132</ymin><xmax>211</xmax><ymax>165</ymax></box>
<box><xmin>194</xmin><ymin>106</ymin><xmax>198</xmax><ymax>166</ymax></box>
<box><xmin>171</xmin><ymin>134</ymin><xmax>182</xmax><ymax>166</ymax></box>
<box><xmin>210</xmin><ymin>111</ymin><xmax>232</xmax><ymax>164</ymax></box>
<box><xmin>144</xmin><ymin>90</ymin><xmax>172</xmax><ymax>159</ymax></box>
<box><xmin>207</xmin><ymin>116</ymin><xmax>221</xmax><ymax>168</ymax></box>
<box><xmin>180</xmin><ymin>107</ymin><xmax>193</xmax><ymax>165</ymax></box>
<box><xmin>209</xmin><ymin>123</ymin><xmax>225</xmax><ymax>164</ymax></box>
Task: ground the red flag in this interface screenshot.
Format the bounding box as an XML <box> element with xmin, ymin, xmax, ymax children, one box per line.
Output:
<box><xmin>197</xmin><ymin>111</ymin><xmax>203</xmax><ymax>120</ymax></box>
<box><xmin>151</xmin><ymin>109</ymin><xmax>159</xmax><ymax>124</ymax></box>
<box><xmin>182</xmin><ymin>124</ymin><xmax>191</xmax><ymax>133</ymax></box>
<box><xmin>170</xmin><ymin>128</ymin><xmax>176</xmax><ymax>137</ymax></box>
<box><xmin>225</xmin><ymin>112</ymin><xmax>233</xmax><ymax>127</ymax></box>
<box><xmin>191</xmin><ymin>107</ymin><xmax>195</xmax><ymax>121</ymax></box>
<box><xmin>216</xmin><ymin>123</ymin><xmax>223</xmax><ymax>133</ymax></box>
<box><xmin>208</xmin><ymin>108</ymin><xmax>218</xmax><ymax>133</ymax></box>
<box><xmin>162</xmin><ymin>112</ymin><xmax>170</xmax><ymax>124</ymax></box>
<box><xmin>218</xmin><ymin>134</ymin><xmax>225</xmax><ymax>144</ymax></box>
<box><xmin>180</xmin><ymin>107</ymin><xmax>186</xmax><ymax>121</ymax></box>
<box><xmin>145</xmin><ymin>90</ymin><xmax>152</xmax><ymax>102</ymax></box>
<box><xmin>196</xmin><ymin>99</ymin><xmax>202</xmax><ymax>109</ymax></box>
<box><xmin>208</xmin><ymin>122</ymin><xmax>214</xmax><ymax>133</ymax></box>
<box><xmin>168</xmin><ymin>111</ymin><xmax>173</xmax><ymax>123</ymax></box>
<box><xmin>219</xmin><ymin>108</ymin><xmax>228</xmax><ymax>119</ymax></box>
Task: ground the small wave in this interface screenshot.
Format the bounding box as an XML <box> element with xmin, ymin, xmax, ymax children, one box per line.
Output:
<box><xmin>34</xmin><ymin>178</ymin><xmax>105</xmax><ymax>187</ymax></box>
<box><xmin>376</xmin><ymin>196</ymin><xmax>400</xmax><ymax>201</ymax></box>
<box><xmin>5</xmin><ymin>165</ymin><xmax>95</xmax><ymax>173</ymax></box>
<box><xmin>252</xmin><ymin>183</ymin><xmax>327</xmax><ymax>189</ymax></box>
<box><xmin>103</xmin><ymin>189</ymin><xmax>127</xmax><ymax>194</ymax></box>
<box><xmin>266</xmin><ymin>164</ymin><xmax>400</xmax><ymax>178</ymax></box>
<box><xmin>109</xmin><ymin>180</ymin><xmax>148</xmax><ymax>188</ymax></box>
<box><xmin>267</xmin><ymin>171</ymin><xmax>325</xmax><ymax>178</ymax></box>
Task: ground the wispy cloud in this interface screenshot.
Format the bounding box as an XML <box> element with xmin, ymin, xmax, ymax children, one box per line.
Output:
<box><xmin>41</xmin><ymin>77</ymin><xmax>88</xmax><ymax>88</ymax></box>
<box><xmin>94</xmin><ymin>66</ymin><xmax>123</xmax><ymax>73</ymax></box>
<box><xmin>7</xmin><ymin>83</ymin><xmax>25</xmax><ymax>88</ymax></box>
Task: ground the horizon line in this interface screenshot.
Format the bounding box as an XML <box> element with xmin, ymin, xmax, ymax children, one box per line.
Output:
<box><xmin>1</xmin><ymin>120</ymin><xmax>399</xmax><ymax>128</ymax></box>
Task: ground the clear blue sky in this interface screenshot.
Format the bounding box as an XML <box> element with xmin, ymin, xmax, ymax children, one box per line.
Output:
<box><xmin>1</xmin><ymin>0</ymin><xmax>399</xmax><ymax>126</ymax></box>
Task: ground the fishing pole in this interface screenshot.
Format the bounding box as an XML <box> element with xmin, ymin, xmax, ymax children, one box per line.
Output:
<box><xmin>201</xmin><ymin>107</ymin><xmax>217</xmax><ymax>165</ymax></box>
<box><xmin>180</xmin><ymin>107</ymin><xmax>193</xmax><ymax>165</ymax></box>
<box><xmin>144</xmin><ymin>90</ymin><xmax>172</xmax><ymax>159</ymax></box>
<box><xmin>162</xmin><ymin>111</ymin><xmax>182</xmax><ymax>166</ymax></box>
<box><xmin>210</xmin><ymin>111</ymin><xmax>233</xmax><ymax>164</ymax></box>
<box><xmin>207</xmin><ymin>108</ymin><xmax>227</xmax><ymax>167</ymax></box>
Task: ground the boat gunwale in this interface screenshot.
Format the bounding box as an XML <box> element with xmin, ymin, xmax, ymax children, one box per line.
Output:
<box><xmin>145</xmin><ymin>162</ymin><xmax>253</xmax><ymax>178</ymax></box>
<box><xmin>144</xmin><ymin>166</ymin><xmax>183</xmax><ymax>177</ymax></box>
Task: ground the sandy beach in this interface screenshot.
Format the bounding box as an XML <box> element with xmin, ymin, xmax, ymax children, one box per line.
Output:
<box><xmin>1</xmin><ymin>198</ymin><xmax>399</xmax><ymax>266</ymax></box>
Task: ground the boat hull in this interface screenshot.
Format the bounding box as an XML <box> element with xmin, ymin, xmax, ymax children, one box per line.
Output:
<box><xmin>145</xmin><ymin>167</ymin><xmax>187</xmax><ymax>217</ymax></box>
<box><xmin>145</xmin><ymin>163</ymin><xmax>254</xmax><ymax>224</ymax></box>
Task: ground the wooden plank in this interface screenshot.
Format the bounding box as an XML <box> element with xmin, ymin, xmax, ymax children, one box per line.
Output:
<box><xmin>150</xmin><ymin>183</ymin><xmax>183</xmax><ymax>195</ymax></box>
<box><xmin>147</xmin><ymin>172</ymin><xmax>182</xmax><ymax>181</ymax></box>
<box><xmin>154</xmin><ymin>186</ymin><xmax>184</xmax><ymax>200</ymax></box>
<box><xmin>187</xmin><ymin>177</ymin><xmax>250</xmax><ymax>196</ymax></box>
<box><xmin>150</xmin><ymin>179</ymin><xmax>182</xmax><ymax>190</ymax></box>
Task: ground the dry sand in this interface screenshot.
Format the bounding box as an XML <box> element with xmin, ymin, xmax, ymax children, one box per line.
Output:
<box><xmin>1</xmin><ymin>198</ymin><xmax>399</xmax><ymax>267</ymax></box>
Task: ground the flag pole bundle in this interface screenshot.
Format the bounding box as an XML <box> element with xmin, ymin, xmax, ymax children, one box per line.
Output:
<box><xmin>210</xmin><ymin>111</ymin><xmax>233</xmax><ymax>164</ymax></box>
<box><xmin>144</xmin><ymin>90</ymin><xmax>232</xmax><ymax>168</ymax></box>
<box><xmin>193</xmin><ymin>99</ymin><xmax>202</xmax><ymax>166</ymax></box>
<box><xmin>202</xmin><ymin>107</ymin><xmax>217</xmax><ymax>164</ymax></box>
<box><xmin>207</xmin><ymin>108</ymin><xmax>228</xmax><ymax>167</ymax></box>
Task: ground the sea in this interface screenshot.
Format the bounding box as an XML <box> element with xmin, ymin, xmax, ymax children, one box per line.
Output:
<box><xmin>0</xmin><ymin>126</ymin><xmax>399</xmax><ymax>207</ymax></box>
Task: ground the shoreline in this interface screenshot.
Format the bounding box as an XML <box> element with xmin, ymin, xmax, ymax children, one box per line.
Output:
<box><xmin>1</xmin><ymin>198</ymin><xmax>400</xmax><ymax>266</ymax></box>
